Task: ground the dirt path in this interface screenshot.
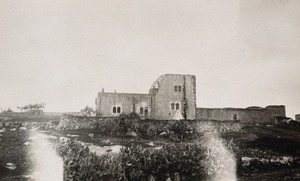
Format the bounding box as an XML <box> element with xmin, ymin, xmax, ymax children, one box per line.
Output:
<box><xmin>30</xmin><ymin>131</ymin><xmax>63</xmax><ymax>181</ymax></box>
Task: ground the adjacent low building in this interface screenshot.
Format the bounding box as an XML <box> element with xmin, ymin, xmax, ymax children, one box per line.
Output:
<box><xmin>95</xmin><ymin>74</ymin><xmax>286</xmax><ymax>123</ymax></box>
<box><xmin>296</xmin><ymin>114</ymin><xmax>300</xmax><ymax>122</ymax></box>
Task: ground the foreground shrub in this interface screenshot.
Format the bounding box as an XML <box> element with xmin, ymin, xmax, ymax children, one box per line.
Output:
<box><xmin>94</xmin><ymin>118</ymin><xmax>119</xmax><ymax>135</ymax></box>
<box><xmin>136</xmin><ymin>120</ymin><xmax>201</xmax><ymax>141</ymax></box>
<box><xmin>122</xmin><ymin>142</ymin><xmax>206</xmax><ymax>181</ymax></box>
<box><xmin>117</xmin><ymin>113</ymin><xmax>140</xmax><ymax>135</ymax></box>
<box><xmin>169</xmin><ymin>121</ymin><xmax>198</xmax><ymax>141</ymax></box>
<box><xmin>56</xmin><ymin>140</ymin><xmax>208</xmax><ymax>181</ymax></box>
<box><xmin>56</xmin><ymin>140</ymin><xmax>123</xmax><ymax>180</ymax></box>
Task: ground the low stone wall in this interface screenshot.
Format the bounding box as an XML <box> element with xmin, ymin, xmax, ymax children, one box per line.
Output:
<box><xmin>195</xmin><ymin>120</ymin><xmax>241</xmax><ymax>133</ymax></box>
<box><xmin>197</xmin><ymin>105</ymin><xmax>286</xmax><ymax>124</ymax></box>
<box><xmin>56</xmin><ymin>114</ymin><xmax>115</xmax><ymax>130</ymax></box>
<box><xmin>56</xmin><ymin>114</ymin><xmax>242</xmax><ymax>133</ymax></box>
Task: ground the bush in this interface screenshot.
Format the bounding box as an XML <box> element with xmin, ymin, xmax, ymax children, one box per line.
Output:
<box><xmin>137</xmin><ymin>123</ymin><xmax>155</xmax><ymax>138</ymax></box>
<box><xmin>117</xmin><ymin>113</ymin><xmax>140</xmax><ymax>135</ymax></box>
<box><xmin>56</xmin><ymin>140</ymin><xmax>208</xmax><ymax>181</ymax></box>
<box><xmin>169</xmin><ymin>121</ymin><xmax>195</xmax><ymax>141</ymax></box>
<box><xmin>93</xmin><ymin>113</ymin><xmax>141</xmax><ymax>136</ymax></box>
<box><xmin>94</xmin><ymin>118</ymin><xmax>119</xmax><ymax>135</ymax></box>
<box><xmin>56</xmin><ymin>140</ymin><xmax>123</xmax><ymax>181</ymax></box>
<box><xmin>121</xmin><ymin>142</ymin><xmax>206</xmax><ymax>181</ymax></box>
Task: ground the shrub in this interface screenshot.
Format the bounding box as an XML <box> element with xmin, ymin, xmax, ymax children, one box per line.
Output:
<box><xmin>167</xmin><ymin>121</ymin><xmax>200</xmax><ymax>141</ymax></box>
<box><xmin>137</xmin><ymin>123</ymin><xmax>151</xmax><ymax>138</ymax></box>
<box><xmin>94</xmin><ymin>118</ymin><xmax>119</xmax><ymax>135</ymax></box>
<box><xmin>117</xmin><ymin>113</ymin><xmax>140</xmax><ymax>135</ymax></box>
<box><xmin>93</xmin><ymin>113</ymin><xmax>141</xmax><ymax>136</ymax></box>
<box><xmin>56</xmin><ymin>140</ymin><xmax>208</xmax><ymax>181</ymax></box>
<box><xmin>56</xmin><ymin>140</ymin><xmax>123</xmax><ymax>181</ymax></box>
<box><xmin>121</xmin><ymin>142</ymin><xmax>206</xmax><ymax>181</ymax></box>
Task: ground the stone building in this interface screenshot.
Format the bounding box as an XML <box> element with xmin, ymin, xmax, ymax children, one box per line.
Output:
<box><xmin>95</xmin><ymin>74</ymin><xmax>285</xmax><ymax>123</ymax></box>
<box><xmin>296</xmin><ymin>114</ymin><xmax>300</xmax><ymax>122</ymax></box>
<box><xmin>96</xmin><ymin>74</ymin><xmax>196</xmax><ymax>120</ymax></box>
<box><xmin>197</xmin><ymin>106</ymin><xmax>286</xmax><ymax>124</ymax></box>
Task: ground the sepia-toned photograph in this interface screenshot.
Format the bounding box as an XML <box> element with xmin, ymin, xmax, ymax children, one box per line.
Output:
<box><xmin>0</xmin><ymin>0</ymin><xmax>300</xmax><ymax>180</ymax></box>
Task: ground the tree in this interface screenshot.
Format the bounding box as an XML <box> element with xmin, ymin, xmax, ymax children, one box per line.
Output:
<box><xmin>1</xmin><ymin>107</ymin><xmax>13</xmax><ymax>117</ymax></box>
<box><xmin>80</xmin><ymin>106</ymin><xmax>95</xmax><ymax>117</ymax></box>
<box><xmin>19</xmin><ymin>103</ymin><xmax>46</xmax><ymax>115</ymax></box>
<box><xmin>17</xmin><ymin>106</ymin><xmax>24</xmax><ymax>112</ymax></box>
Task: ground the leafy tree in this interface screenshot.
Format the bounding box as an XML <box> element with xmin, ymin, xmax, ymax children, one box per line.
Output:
<box><xmin>0</xmin><ymin>107</ymin><xmax>13</xmax><ymax>117</ymax></box>
<box><xmin>17</xmin><ymin>106</ymin><xmax>24</xmax><ymax>112</ymax></box>
<box><xmin>80</xmin><ymin>105</ymin><xmax>95</xmax><ymax>117</ymax></box>
<box><xmin>19</xmin><ymin>103</ymin><xmax>45</xmax><ymax>115</ymax></box>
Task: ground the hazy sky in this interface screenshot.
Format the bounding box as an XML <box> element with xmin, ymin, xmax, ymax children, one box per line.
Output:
<box><xmin>0</xmin><ymin>0</ymin><xmax>299</xmax><ymax>117</ymax></box>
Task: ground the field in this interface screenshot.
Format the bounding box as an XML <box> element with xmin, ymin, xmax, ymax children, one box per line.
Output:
<box><xmin>0</xmin><ymin>129</ymin><xmax>32</xmax><ymax>180</ymax></box>
<box><xmin>1</xmin><ymin>115</ymin><xmax>300</xmax><ymax>181</ymax></box>
<box><xmin>223</xmin><ymin>125</ymin><xmax>300</xmax><ymax>180</ymax></box>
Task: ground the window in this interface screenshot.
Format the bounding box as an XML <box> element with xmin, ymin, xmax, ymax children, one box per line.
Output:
<box><xmin>178</xmin><ymin>86</ymin><xmax>182</xmax><ymax>92</ymax></box>
<box><xmin>176</xmin><ymin>103</ymin><xmax>180</xmax><ymax>110</ymax></box>
<box><xmin>171</xmin><ymin>103</ymin><xmax>175</xmax><ymax>110</ymax></box>
<box><xmin>174</xmin><ymin>85</ymin><xmax>182</xmax><ymax>92</ymax></box>
<box><xmin>171</xmin><ymin>103</ymin><xmax>180</xmax><ymax>110</ymax></box>
<box><xmin>112</xmin><ymin>106</ymin><xmax>121</xmax><ymax>114</ymax></box>
<box><xmin>140</xmin><ymin>107</ymin><xmax>144</xmax><ymax>114</ymax></box>
<box><xmin>233</xmin><ymin>114</ymin><xmax>238</xmax><ymax>121</ymax></box>
<box><xmin>144</xmin><ymin>107</ymin><xmax>148</xmax><ymax>117</ymax></box>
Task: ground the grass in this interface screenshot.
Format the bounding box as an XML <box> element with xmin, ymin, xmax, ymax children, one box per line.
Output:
<box><xmin>1</xmin><ymin>118</ymin><xmax>300</xmax><ymax>181</ymax></box>
<box><xmin>221</xmin><ymin>125</ymin><xmax>300</xmax><ymax>180</ymax></box>
<box><xmin>48</xmin><ymin>129</ymin><xmax>170</xmax><ymax>148</ymax></box>
<box><xmin>0</xmin><ymin>129</ymin><xmax>32</xmax><ymax>180</ymax></box>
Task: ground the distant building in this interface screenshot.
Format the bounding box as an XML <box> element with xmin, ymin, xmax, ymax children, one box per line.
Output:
<box><xmin>95</xmin><ymin>74</ymin><xmax>285</xmax><ymax>123</ymax></box>
<box><xmin>296</xmin><ymin>114</ymin><xmax>300</xmax><ymax>122</ymax></box>
<box><xmin>197</xmin><ymin>106</ymin><xmax>286</xmax><ymax>124</ymax></box>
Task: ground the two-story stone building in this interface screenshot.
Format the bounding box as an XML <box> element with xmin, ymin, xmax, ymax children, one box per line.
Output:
<box><xmin>96</xmin><ymin>74</ymin><xmax>196</xmax><ymax>120</ymax></box>
<box><xmin>95</xmin><ymin>74</ymin><xmax>286</xmax><ymax>123</ymax></box>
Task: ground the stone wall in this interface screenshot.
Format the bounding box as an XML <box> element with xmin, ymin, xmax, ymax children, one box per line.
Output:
<box><xmin>196</xmin><ymin>105</ymin><xmax>286</xmax><ymax>124</ymax></box>
<box><xmin>56</xmin><ymin>114</ymin><xmax>241</xmax><ymax>133</ymax></box>
<box><xmin>96</xmin><ymin>92</ymin><xmax>151</xmax><ymax>118</ymax></box>
<box><xmin>56</xmin><ymin>114</ymin><xmax>115</xmax><ymax>130</ymax></box>
<box><xmin>296</xmin><ymin>114</ymin><xmax>300</xmax><ymax>122</ymax></box>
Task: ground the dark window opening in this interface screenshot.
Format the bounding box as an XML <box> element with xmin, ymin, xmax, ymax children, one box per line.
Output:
<box><xmin>178</xmin><ymin>86</ymin><xmax>182</xmax><ymax>92</ymax></box>
<box><xmin>113</xmin><ymin>107</ymin><xmax>116</xmax><ymax>113</ymax></box>
<box><xmin>171</xmin><ymin>103</ymin><xmax>175</xmax><ymax>110</ymax></box>
<box><xmin>117</xmin><ymin>107</ymin><xmax>121</xmax><ymax>113</ymax></box>
<box><xmin>176</xmin><ymin>103</ymin><xmax>180</xmax><ymax>110</ymax></box>
<box><xmin>174</xmin><ymin>85</ymin><xmax>177</xmax><ymax>91</ymax></box>
<box><xmin>233</xmin><ymin>114</ymin><xmax>238</xmax><ymax>121</ymax></box>
<box><xmin>140</xmin><ymin>107</ymin><xmax>144</xmax><ymax>114</ymax></box>
<box><xmin>145</xmin><ymin>107</ymin><xmax>148</xmax><ymax>117</ymax></box>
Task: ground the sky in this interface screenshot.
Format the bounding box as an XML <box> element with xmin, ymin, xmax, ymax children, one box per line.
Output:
<box><xmin>0</xmin><ymin>0</ymin><xmax>299</xmax><ymax>118</ymax></box>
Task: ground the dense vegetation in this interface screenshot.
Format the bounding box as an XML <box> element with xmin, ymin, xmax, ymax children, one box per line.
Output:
<box><xmin>56</xmin><ymin>139</ymin><xmax>209</xmax><ymax>181</ymax></box>
<box><xmin>93</xmin><ymin>112</ymin><xmax>201</xmax><ymax>141</ymax></box>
